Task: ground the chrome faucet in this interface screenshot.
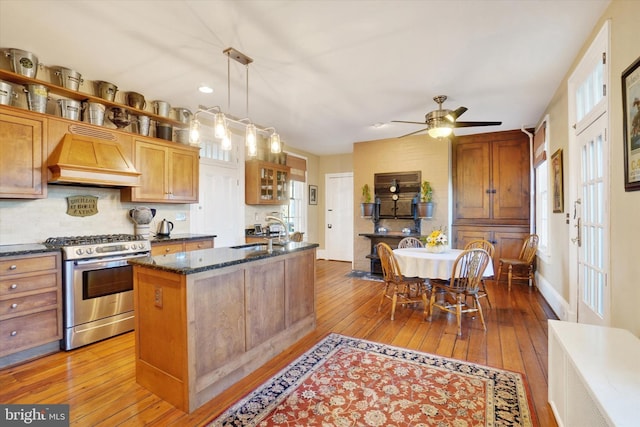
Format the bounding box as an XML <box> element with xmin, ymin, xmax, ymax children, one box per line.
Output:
<box><xmin>265</xmin><ymin>215</ymin><xmax>289</xmax><ymax>243</ymax></box>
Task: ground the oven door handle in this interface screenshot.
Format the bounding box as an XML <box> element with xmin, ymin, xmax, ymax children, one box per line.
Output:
<box><xmin>73</xmin><ymin>253</ymin><xmax>150</xmax><ymax>266</ymax></box>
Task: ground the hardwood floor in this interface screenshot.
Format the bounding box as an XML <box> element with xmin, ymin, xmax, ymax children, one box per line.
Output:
<box><xmin>0</xmin><ymin>259</ymin><xmax>558</xmax><ymax>426</ymax></box>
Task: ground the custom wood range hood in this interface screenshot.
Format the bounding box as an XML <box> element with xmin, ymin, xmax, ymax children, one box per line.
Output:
<box><xmin>48</xmin><ymin>133</ymin><xmax>141</xmax><ymax>187</ymax></box>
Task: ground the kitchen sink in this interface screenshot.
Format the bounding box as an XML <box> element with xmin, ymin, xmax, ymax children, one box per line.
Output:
<box><xmin>230</xmin><ymin>243</ymin><xmax>288</xmax><ymax>255</ymax></box>
<box><xmin>230</xmin><ymin>241</ymin><xmax>288</xmax><ymax>249</ymax></box>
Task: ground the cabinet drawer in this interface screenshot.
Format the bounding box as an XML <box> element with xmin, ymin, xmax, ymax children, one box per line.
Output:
<box><xmin>0</xmin><ymin>309</ymin><xmax>60</xmax><ymax>357</ymax></box>
<box><xmin>185</xmin><ymin>239</ymin><xmax>213</xmax><ymax>252</ymax></box>
<box><xmin>151</xmin><ymin>242</ymin><xmax>184</xmax><ymax>256</ymax></box>
<box><xmin>0</xmin><ymin>254</ymin><xmax>58</xmax><ymax>276</ymax></box>
<box><xmin>0</xmin><ymin>291</ymin><xmax>57</xmax><ymax>317</ymax></box>
<box><xmin>0</xmin><ymin>272</ymin><xmax>59</xmax><ymax>297</ymax></box>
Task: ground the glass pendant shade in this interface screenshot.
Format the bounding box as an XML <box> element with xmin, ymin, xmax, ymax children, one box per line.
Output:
<box><xmin>214</xmin><ymin>112</ymin><xmax>227</xmax><ymax>139</ymax></box>
<box><xmin>247</xmin><ymin>139</ymin><xmax>258</xmax><ymax>157</ymax></box>
<box><xmin>245</xmin><ymin>123</ymin><xmax>257</xmax><ymax>147</ymax></box>
<box><xmin>221</xmin><ymin>131</ymin><xmax>232</xmax><ymax>151</ymax></box>
<box><xmin>189</xmin><ymin>119</ymin><xmax>200</xmax><ymax>144</ymax></box>
<box><xmin>270</xmin><ymin>132</ymin><xmax>282</xmax><ymax>153</ymax></box>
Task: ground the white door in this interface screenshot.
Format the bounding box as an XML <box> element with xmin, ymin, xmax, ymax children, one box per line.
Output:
<box><xmin>191</xmin><ymin>158</ymin><xmax>244</xmax><ymax>247</ymax></box>
<box><xmin>325</xmin><ymin>173</ymin><xmax>353</xmax><ymax>262</ymax></box>
<box><xmin>568</xmin><ymin>22</ymin><xmax>609</xmax><ymax>326</ymax></box>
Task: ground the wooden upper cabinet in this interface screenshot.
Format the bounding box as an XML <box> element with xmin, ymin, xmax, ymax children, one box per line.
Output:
<box><xmin>453</xmin><ymin>130</ymin><xmax>530</xmax><ymax>225</ymax></box>
<box><xmin>121</xmin><ymin>137</ymin><xmax>199</xmax><ymax>203</ymax></box>
<box><xmin>0</xmin><ymin>107</ymin><xmax>47</xmax><ymax>198</ymax></box>
<box><xmin>245</xmin><ymin>160</ymin><xmax>290</xmax><ymax>205</ymax></box>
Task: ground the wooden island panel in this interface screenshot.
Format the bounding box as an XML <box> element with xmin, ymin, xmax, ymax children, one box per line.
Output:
<box><xmin>132</xmin><ymin>246</ymin><xmax>317</xmax><ymax>413</ymax></box>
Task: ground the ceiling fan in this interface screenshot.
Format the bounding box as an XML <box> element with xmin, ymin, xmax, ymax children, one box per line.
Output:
<box><xmin>392</xmin><ymin>95</ymin><xmax>502</xmax><ymax>138</ymax></box>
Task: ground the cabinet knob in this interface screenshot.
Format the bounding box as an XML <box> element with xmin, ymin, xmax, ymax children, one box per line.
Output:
<box><xmin>10</xmin><ymin>303</ymin><xmax>18</xmax><ymax>309</ymax></box>
<box><xmin>10</xmin><ymin>331</ymin><xmax>17</xmax><ymax>337</ymax></box>
<box><xmin>165</xmin><ymin>248</ymin><xmax>171</xmax><ymax>252</ymax></box>
<box><xmin>10</xmin><ymin>284</ymin><xmax>18</xmax><ymax>289</ymax></box>
<box><xmin>9</xmin><ymin>264</ymin><xmax>17</xmax><ymax>270</ymax></box>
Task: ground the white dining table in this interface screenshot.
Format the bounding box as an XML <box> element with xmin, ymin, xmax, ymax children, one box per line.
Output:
<box><xmin>393</xmin><ymin>247</ymin><xmax>494</xmax><ymax>280</ymax></box>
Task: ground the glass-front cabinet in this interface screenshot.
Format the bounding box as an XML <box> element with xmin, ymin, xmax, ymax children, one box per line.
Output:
<box><xmin>245</xmin><ymin>160</ymin><xmax>290</xmax><ymax>205</ymax></box>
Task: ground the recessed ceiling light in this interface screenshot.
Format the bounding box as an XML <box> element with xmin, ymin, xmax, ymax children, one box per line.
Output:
<box><xmin>372</xmin><ymin>122</ymin><xmax>387</xmax><ymax>129</ymax></box>
<box><xmin>198</xmin><ymin>85</ymin><xmax>214</xmax><ymax>94</ymax></box>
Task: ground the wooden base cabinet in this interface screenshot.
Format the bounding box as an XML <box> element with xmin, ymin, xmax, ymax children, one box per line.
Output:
<box><xmin>0</xmin><ymin>252</ymin><xmax>62</xmax><ymax>367</ymax></box>
<box><xmin>121</xmin><ymin>138</ymin><xmax>199</xmax><ymax>203</ymax></box>
<box><xmin>0</xmin><ymin>107</ymin><xmax>47</xmax><ymax>199</ymax></box>
<box><xmin>451</xmin><ymin>225</ymin><xmax>529</xmax><ymax>272</ymax></box>
<box><xmin>150</xmin><ymin>237</ymin><xmax>214</xmax><ymax>256</ymax></box>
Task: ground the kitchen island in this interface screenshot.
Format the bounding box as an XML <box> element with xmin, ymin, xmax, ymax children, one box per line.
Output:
<box><xmin>128</xmin><ymin>242</ymin><xmax>318</xmax><ymax>413</ymax></box>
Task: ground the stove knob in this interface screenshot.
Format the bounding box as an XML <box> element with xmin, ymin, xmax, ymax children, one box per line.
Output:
<box><xmin>123</xmin><ymin>244</ymin><xmax>130</xmax><ymax>250</ymax></box>
<box><xmin>86</xmin><ymin>248</ymin><xmax>94</xmax><ymax>254</ymax></box>
<box><xmin>76</xmin><ymin>248</ymin><xmax>84</xmax><ymax>256</ymax></box>
<box><xmin>139</xmin><ymin>243</ymin><xmax>146</xmax><ymax>250</ymax></box>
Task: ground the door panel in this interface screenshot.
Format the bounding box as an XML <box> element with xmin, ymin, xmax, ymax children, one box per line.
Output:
<box><xmin>325</xmin><ymin>173</ymin><xmax>353</xmax><ymax>262</ymax></box>
<box><xmin>493</xmin><ymin>140</ymin><xmax>530</xmax><ymax>219</ymax></box>
<box><xmin>454</xmin><ymin>142</ymin><xmax>490</xmax><ymax>219</ymax></box>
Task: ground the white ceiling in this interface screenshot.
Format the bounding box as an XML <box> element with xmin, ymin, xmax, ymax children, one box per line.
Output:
<box><xmin>0</xmin><ymin>0</ymin><xmax>609</xmax><ymax>155</ymax></box>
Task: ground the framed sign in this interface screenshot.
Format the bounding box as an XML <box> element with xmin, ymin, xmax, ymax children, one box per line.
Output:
<box><xmin>551</xmin><ymin>149</ymin><xmax>564</xmax><ymax>213</ymax></box>
<box><xmin>622</xmin><ymin>55</ymin><xmax>640</xmax><ymax>191</ymax></box>
<box><xmin>309</xmin><ymin>185</ymin><xmax>318</xmax><ymax>205</ymax></box>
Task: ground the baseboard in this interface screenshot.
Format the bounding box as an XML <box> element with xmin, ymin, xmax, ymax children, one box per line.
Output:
<box><xmin>317</xmin><ymin>249</ymin><xmax>327</xmax><ymax>259</ymax></box>
<box><xmin>536</xmin><ymin>273</ymin><xmax>571</xmax><ymax>321</ymax></box>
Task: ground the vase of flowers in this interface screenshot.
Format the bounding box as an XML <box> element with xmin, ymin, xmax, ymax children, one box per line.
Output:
<box><xmin>424</xmin><ymin>227</ymin><xmax>448</xmax><ymax>253</ymax></box>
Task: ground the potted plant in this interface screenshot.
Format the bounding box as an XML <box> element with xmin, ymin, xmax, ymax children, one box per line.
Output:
<box><xmin>416</xmin><ymin>180</ymin><xmax>434</xmax><ymax>218</ymax></box>
<box><xmin>360</xmin><ymin>183</ymin><xmax>375</xmax><ymax>217</ymax></box>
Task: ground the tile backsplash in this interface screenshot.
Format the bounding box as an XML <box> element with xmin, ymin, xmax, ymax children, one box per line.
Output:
<box><xmin>0</xmin><ymin>185</ymin><xmax>190</xmax><ymax>245</ymax></box>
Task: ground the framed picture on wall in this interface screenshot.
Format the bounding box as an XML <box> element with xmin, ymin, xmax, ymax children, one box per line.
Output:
<box><xmin>551</xmin><ymin>149</ymin><xmax>564</xmax><ymax>213</ymax></box>
<box><xmin>622</xmin><ymin>55</ymin><xmax>640</xmax><ymax>191</ymax></box>
<box><xmin>309</xmin><ymin>185</ymin><xmax>318</xmax><ymax>205</ymax></box>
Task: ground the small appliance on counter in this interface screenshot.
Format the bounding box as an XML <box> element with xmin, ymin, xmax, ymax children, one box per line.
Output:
<box><xmin>157</xmin><ymin>218</ymin><xmax>174</xmax><ymax>236</ymax></box>
<box><xmin>128</xmin><ymin>206</ymin><xmax>156</xmax><ymax>238</ymax></box>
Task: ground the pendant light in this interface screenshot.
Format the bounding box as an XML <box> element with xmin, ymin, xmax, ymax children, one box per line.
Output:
<box><xmin>265</xmin><ymin>127</ymin><xmax>282</xmax><ymax>154</ymax></box>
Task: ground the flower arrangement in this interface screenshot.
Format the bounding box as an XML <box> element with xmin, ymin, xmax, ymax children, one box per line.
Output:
<box><xmin>423</xmin><ymin>227</ymin><xmax>448</xmax><ymax>252</ymax></box>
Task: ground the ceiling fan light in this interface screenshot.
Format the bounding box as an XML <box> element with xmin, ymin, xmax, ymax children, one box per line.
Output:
<box><xmin>214</xmin><ymin>112</ymin><xmax>227</xmax><ymax>139</ymax></box>
<box><xmin>270</xmin><ymin>132</ymin><xmax>282</xmax><ymax>153</ymax></box>
<box><xmin>427</xmin><ymin>126</ymin><xmax>453</xmax><ymax>138</ymax></box>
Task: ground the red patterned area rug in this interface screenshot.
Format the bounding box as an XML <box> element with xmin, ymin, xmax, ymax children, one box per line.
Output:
<box><xmin>209</xmin><ymin>333</ymin><xmax>536</xmax><ymax>426</ymax></box>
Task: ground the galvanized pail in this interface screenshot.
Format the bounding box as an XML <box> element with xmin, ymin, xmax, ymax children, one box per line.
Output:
<box><xmin>55</xmin><ymin>67</ymin><xmax>83</xmax><ymax>91</ymax></box>
<box><xmin>5</xmin><ymin>49</ymin><xmax>39</xmax><ymax>78</ymax></box>
<box><xmin>24</xmin><ymin>84</ymin><xmax>48</xmax><ymax>113</ymax></box>
<box><xmin>58</xmin><ymin>98</ymin><xmax>81</xmax><ymax>121</ymax></box>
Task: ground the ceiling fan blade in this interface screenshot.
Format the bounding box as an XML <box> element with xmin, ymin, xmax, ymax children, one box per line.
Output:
<box><xmin>453</xmin><ymin>121</ymin><xmax>502</xmax><ymax>128</ymax></box>
<box><xmin>391</xmin><ymin>120</ymin><xmax>427</xmax><ymax>125</ymax></box>
<box><xmin>445</xmin><ymin>106</ymin><xmax>468</xmax><ymax>122</ymax></box>
<box><xmin>397</xmin><ymin>127</ymin><xmax>429</xmax><ymax>138</ymax></box>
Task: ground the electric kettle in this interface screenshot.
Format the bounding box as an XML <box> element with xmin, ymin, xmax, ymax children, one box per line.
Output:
<box><xmin>157</xmin><ymin>219</ymin><xmax>174</xmax><ymax>236</ymax></box>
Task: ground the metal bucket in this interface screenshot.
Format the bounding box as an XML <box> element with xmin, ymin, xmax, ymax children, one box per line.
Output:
<box><xmin>0</xmin><ymin>80</ymin><xmax>17</xmax><ymax>106</ymax></box>
<box><xmin>126</xmin><ymin>92</ymin><xmax>146</xmax><ymax>110</ymax></box>
<box><xmin>156</xmin><ymin>123</ymin><xmax>172</xmax><ymax>140</ymax></box>
<box><xmin>58</xmin><ymin>98</ymin><xmax>81</xmax><ymax>121</ymax></box>
<box><xmin>132</xmin><ymin>115</ymin><xmax>150</xmax><ymax>136</ymax></box>
<box><xmin>24</xmin><ymin>84</ymin><xmax>48</xmax><ymax>113</ymax></box>
<box><xmin>54</xmin><ymin>67</ymin><xmax>83</xmax><ymax>91</ymax></box>
<box><xmin>152</xmin><ymin>100</ymin><xmax>171</xmax><ymax>117</ymax></box>
<box><xmin>5</xmin><ymin>49</ymin><xmax>39</xmax><ymax>78</ymax></box>
<box><xmin>172</xmin><ymin>107</ymin><xmax>192</xmax><ymax>124</ymax></box>
<box><xmin>95</xmin><ymin>81</ymin><xmax>118</xmax><ymax>101</ymax></box>
<box><xmin>83</xmin><ymin>102</ymin><xmax>105</xmax><ymax>126</ymax></box>
<box><xmin>175</xmin><ymin>129</ymin><xmax>190</xmax><ymax>144</ymax></box>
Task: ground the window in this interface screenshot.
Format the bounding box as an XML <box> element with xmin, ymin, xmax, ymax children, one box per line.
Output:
<box><xmin>534</xmin><ymin>117</ymin><xmax>549</xmax><ymax>256</ymax></box>
<box><xmin>287</xmin><ymin>181</ymin><xmax>306</xmax><ymax>236</ymax></box>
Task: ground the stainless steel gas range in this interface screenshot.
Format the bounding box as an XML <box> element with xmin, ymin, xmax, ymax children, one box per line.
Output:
<box><xmin>44</xmin><ymin>234</ymin><xmax>151</xmax><ymax>350</ymax></box>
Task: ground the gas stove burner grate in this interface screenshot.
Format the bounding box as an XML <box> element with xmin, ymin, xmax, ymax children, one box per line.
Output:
<box><xmin>45</xmin><ymin>234</ymin><xmax>145</xmax><ymax>247</ymax></box>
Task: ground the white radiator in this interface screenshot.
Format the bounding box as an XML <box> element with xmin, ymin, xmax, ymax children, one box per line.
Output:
<box><xmin>548</xmin><ymin>320</ymin><xmax>640</xmax><ymax>427</ymax></box>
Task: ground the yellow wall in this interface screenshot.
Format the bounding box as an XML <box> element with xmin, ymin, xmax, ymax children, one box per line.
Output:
<box><xmin>352</xmin><ymin>134</ymin><xmax>450</xmax><ymax>271</ymax></box>
<box><xmin>539</xmin><ymin>0</ymin><xmax>640</xmax><ymax>335</ymax></box>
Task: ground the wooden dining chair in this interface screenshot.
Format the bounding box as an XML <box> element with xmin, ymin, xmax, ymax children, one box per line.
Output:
<box><xmin>398</xmin><ymin>236</ymin><xmax>424</xmax><ymax>248</ymax></box>
<box><xmin>464</xmin><ymin>239</ymin><xmax>495</xmax><ymax>309</ymax></box>
<box><xmin>428</xmin><ymin>248</ymin><xmax>491</xmax><ymax>336</ymax></box>
<box><xmin>496</xmin><ymin>234</ymin><xmax>539</xmax><ymax>291</ymax></box>
<box><xmin>376</xmin><ymin>242</ymin><xmax>430</xmax><ymax>320</ymax></box>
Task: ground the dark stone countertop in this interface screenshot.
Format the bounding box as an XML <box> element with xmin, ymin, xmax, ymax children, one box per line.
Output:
<box><xmin>149</xmin><ymin>233</ymin><xmax>217</xmax><ymax>244</ymax></box>
<box><xmin>128</xmin><ymin>242</ymin><xmax>318</xmax><ymax>275</ymax></box>
<box><xmin>0</xmin><ymin>243</ymin><xmax>61</xmax><ymax>257</ymax></box>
